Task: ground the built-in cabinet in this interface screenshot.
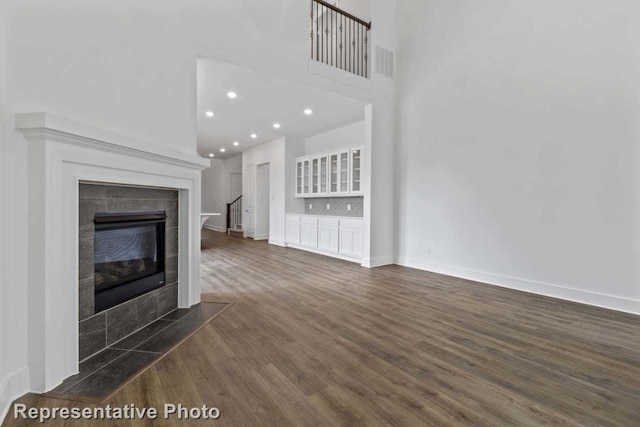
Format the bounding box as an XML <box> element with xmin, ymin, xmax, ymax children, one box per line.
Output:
<box><xmin>285</xmin><ymin>215</ymin><xmax>301</xmax><ymax>245</ymax></box>
<box><xmin>303</xmin><ymin>158</ymin><xmax>310</xmax><ymax>195</ymax></box>
<box><xmin>338</xmin><ymin>218</ymin><xmax>364</xmax><ymax>258</ymax></box>
<box><xmin>300</xmin><ymin>216</ymin><xmax>319</xmax><ymax>247</ymax></box>
<box><xmin>350</xmin><ymin>147</ymin><xmax>362</xmax><ymax>195</ymax></box>
<box><xmin>317</xmin><ymin>217</ymin><xmax>339</xmax><ymax>253</ymax></box>
<box><xmin>286</xmin><ymin>214</ymin><xmax>363</xmax><ymax>261</ymax></box>
<box><xmin>296</xmin><ymin>145</ymin><xmax>364</xmax><ymax>198</ymax></box>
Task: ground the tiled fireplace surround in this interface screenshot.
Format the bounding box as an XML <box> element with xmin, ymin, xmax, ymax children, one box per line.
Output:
<box><xmin>78</xmin><ymin>184</ymin><xmax>180</xmax><ymax>361</ymax></box>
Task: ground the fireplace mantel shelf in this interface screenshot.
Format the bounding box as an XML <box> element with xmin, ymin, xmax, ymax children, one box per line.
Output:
<box><xmin>15</xmin><ymin>112</ymin><xmax>210</xmax><ymax>171</ymax></box>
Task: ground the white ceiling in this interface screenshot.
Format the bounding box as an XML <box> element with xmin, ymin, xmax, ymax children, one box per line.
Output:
<box><xmin>197</xmin><ymin>60</ymin><xmax>367</xmax><ymax>159</ymax></box>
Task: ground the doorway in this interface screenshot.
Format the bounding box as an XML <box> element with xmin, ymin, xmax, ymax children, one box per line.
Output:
<box><xmin>254</xmin><ymin>163</ymin><xmax>270</xmax><ymax>240</ymax></box>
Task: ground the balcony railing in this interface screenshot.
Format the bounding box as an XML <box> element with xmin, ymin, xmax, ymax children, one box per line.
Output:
<box><xmin>310</xmin><ymin>0</ymin><xmax>371</xmax><ymax>78</ymax></box>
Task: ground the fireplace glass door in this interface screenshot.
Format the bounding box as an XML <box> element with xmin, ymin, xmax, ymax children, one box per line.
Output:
<box><xmin>94</xmin><ymin>211</ymin><xmax>166</xmax><ymax>312</ymax></box>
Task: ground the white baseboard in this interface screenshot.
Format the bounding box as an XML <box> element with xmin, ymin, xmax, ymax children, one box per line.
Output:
<box><xmin>0</xmin><ymin>368</ymin><xmax>29</xmax><ymax>425</ymax></box>
<box><xmin>203</xmin><ymin>224</ymin><xmax>226</xmax><ymax>233</ymax></box>
<box><xmin>361</xmin><ymin>255</ymin><xmax>395</xmax><ymax>268</ymax></box>
<box><xmin>253</xmin><ymin>234</ymin><xmax>269</xmax><ymax>241</ymax></box>
<box><xmin>286</xmin><ymin>243</ymin><xmax>362</xmax><ymax>264</ymax></box>
<box><xmin>396</xmin><ymin>256</ymin><xmax>640</xmax><ymax>315</ymax></box>
<box><xmin>268</xmin><ymin>238</ymin><xmax>285</xmax><ymax>247</ymax></box>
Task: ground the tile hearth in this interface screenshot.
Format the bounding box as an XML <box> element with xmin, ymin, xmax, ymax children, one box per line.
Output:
<box><xmin>51</xmin><ymin>302</ymin><xmax>230</xmax><ymax>400</ymax></box>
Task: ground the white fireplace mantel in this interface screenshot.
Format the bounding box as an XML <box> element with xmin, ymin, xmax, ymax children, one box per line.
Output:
<box><xmin>15</xmin><ymin>112</ymin><xmax>210</xmax><ymax>392</ymax></box>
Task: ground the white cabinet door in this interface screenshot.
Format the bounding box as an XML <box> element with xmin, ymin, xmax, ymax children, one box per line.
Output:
<box><xmin>285</xmin><ymin>216</ymin><xmax>301</xmax><ymax>245</ymax></box>
<box><xmin>328</xmin><ymin>150</ymin><xmax>349</xmax><ymax>195</ymax></box>
<box><xmin>319</xmin><ymin>155</ymin><xmax>328</xmax><ymax>195</ymax></box>
<box><xmin>350</xmin><ymin>146</ymin><xmax>363</xmax><ymax>195</ymax></box>
<box><xmin>338</xmin><ymin>149</ymin><xmax>350</xmax><ymax>194</ymax></box>
<box><xmin>328</xmin><ymin>153</ymin><xmax>339</xmax><ymax>194</ymax></box>
<box><xmin>339</xmin><ymin>227</ymin><xmax>363</xmax><ymax>258</ymax></box>
<box><xmin>303</xmin><ymin>158</ymin><xmax>311</xmax><ymax>196</ymax></box>
<box><xmin>318</xmin><ymin>226</ymin><xmax>339</xmax><ymax>253</ymax></box>
<box><xmin>300</xmin><ymin>223</ymin><xmax>318</xmax><ymax>248</ymax></box>
<box><xmin>311</xmin><ymin>157</ymin><xmax>320</xmax><ymax>195</ymax></box>
<box><xmin>295</xmin><ymin>160</ymin><xmax>303</xmax><ymax>197</ymax></box>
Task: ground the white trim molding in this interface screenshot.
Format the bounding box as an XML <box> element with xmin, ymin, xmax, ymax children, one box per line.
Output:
<box><xmin>268</xmin><ymin>238</ymin><xmax>286</xmax><ymax>247</ymax></box>
<box><xmin>203</xmin><ymin>224</ymin><xmax>226</xmax><ymax>233</ymax></box>
<box><xmin>397</xmin><ymin>257</ymin><xmax>640</xmax><ymax>316</ymax></box>
<box><xmin>0</xmin><ymin>368</ymin><xmax>29</xmax><ymax>424</ymax></box>
<box><xmin>14</xmin><ymin>113</ymin><xmax>210</xmax><ymax>170</ymax></box>
<box><xmin>15</xmin><ymin>112</ymin><xmax>210</xmax><ymax>393</ymax></box>
<box><xmin>361</xmin><ymin>255</ymin><xmax>395</xmax><ymax>268</ymax></box>
<box><xmin>286</xmin><ymin>243</ymin><xmax>361</xmax><ymax>264</ymax></box>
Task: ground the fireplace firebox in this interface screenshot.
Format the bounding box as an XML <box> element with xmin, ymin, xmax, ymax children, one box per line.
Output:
<box><xmin>94</xmin><ymin>211</ymin><xmax>166</xmax><ymax>312</ymax></box>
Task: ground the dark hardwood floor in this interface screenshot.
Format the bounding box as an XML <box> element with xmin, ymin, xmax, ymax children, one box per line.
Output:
<box><xmin>5</xmin><ymin>230</ymin><xmax>640</xmax><ymax>426</ymax></box>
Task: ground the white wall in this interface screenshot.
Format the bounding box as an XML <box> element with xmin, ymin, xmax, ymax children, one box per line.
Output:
<box><xmin>365</xmin><ymin>0</ymin><xmax>396</xmax><ymax>267</ymax></box>
<box><xmin>201</xmin><ymin>154</ymin><xmax>243</xmax><ymax>231</ymax></box>
<box><xmin>336</xmin><ymin>0</ymin><xmax>371</xmax><ymax>24</ymax></box>
<box><xmin>395</xmin><ymin>1</ymin><xmax>640</xmax><ymax>313</ymax></box>
<box><xmin>224</xmin><ymin>154</ymin><xmax>243</xmax><ymax>202</ymax></box>
<box><xmin>305</xmin><ymin>120</ymin><xmax>365</xmax><ymax>153</ymax></box>
<box><xmin>6</xmin><ymin>1</ymin><xmax>373</xmax><ymax>154</ymax></box>
<box><xmin>0</xmin><ymin>0</ymin><xmax>7</xmax><ymax>412</ymax></box>
<box><xmin>0</xmin><ymin>0</ymin><xmax>30</xmax><ymax>419</ymax></box>
<box><xmin>255</xmin><ymin>163</ymin><xmax>271</xmax><ymax>239</ymax></box>
<box><xmin>285</xmin><ymin>136</ymin><xmax>306</xmax><ymax>214</ymax></box>
<box><xmin>201</xmin><ymin>159</ymin><xmax>226</xmax><ymax>231</ymax></box>
<box><xmin>243</xmin><ymin>137</ymin><xmax>286</xmax><ymax>246</ymax></box>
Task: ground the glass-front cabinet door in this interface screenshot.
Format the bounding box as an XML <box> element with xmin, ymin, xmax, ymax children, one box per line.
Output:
<box><xmin>320</xmin><ymin>155</ymin><xmax>328</xmax><ymax>194</ymax></box>
<box><xmin>350</xmin><ymin>146</ymin><xmax>363</xmax><ymax>194</ymax></box>
<box><xmin>311</xmin><ymin>157</ymin><xmax>319</xmax><ymax>194</ymax></box>
<box><xmin>339</xmin><ymin>150</ymin><xmax>349</xmax><ymax>194</ymax></box>
<box><xmin>329</xmin><ymin>153</ymin><xmax>339</xmax><ymax>194</ymax></box>
<box><xmin>303</xmin><ymin>158</ymin><xmax>310</xmax><ymax>195</ymax></box>
<box><xmin>296</xmin><ymin>160</ymin><xmax>303</xmax><ymax>196</ymax></box>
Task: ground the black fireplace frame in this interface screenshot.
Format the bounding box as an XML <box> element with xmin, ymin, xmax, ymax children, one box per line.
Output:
<box><xmin>94</xmin><ymin>211</ymin><xmax>167</xmax><ymax>312</ymax></box>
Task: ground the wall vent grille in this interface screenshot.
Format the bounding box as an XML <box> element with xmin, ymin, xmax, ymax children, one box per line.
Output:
<box><xmin>374</xmin><ymin>45</ymin><xmax>394</xmax><ymax>78</ymax></box>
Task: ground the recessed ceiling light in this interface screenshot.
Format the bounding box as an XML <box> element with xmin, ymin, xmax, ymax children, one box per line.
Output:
<box><xmin>304</xmin><ymin>109</ymin><xmax>313</xmax><ymax>115</ymax></box>
<box><xmin>227</xmin><ymin>91</ymin><xmax>238</xmax><ymax>99</ymax></box>
<box><xmin>273</xmin><ymin>123</ymin><xmax>281</xmax><ymax>129</ymax></box>
<box><xmin>205</xmin><ymin>111</ymin><xmax>214</xmax><ymax>118</ymax></box>
<box><xmin>250</xmin><ymin>133</ymin><xmax>257</xmax><ymax>139</ymax></box>
<box><xmin>220</xmin><ymin>148</ymin><xmax>226</xmax><ymax>152</ymax></box>
<box><xmin>208</xmin><ymin>153</ymin><xmax>214</xmax><ymax>157</ymax></box>
<box><xmin>233</xmin><ymin>141</ymin><xmax>239</xmax><ymax>146</ymax></box>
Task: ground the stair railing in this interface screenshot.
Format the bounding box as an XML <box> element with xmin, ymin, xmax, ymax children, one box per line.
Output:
<box><xmin>310</xmin><ymin>0</ymin><xmax>371</xmax><ymax>78</ymax></box>
<box><xmin>226</xmin><ymin>195</ymin><xmax>242</xmax><ymax>234</ymax></box>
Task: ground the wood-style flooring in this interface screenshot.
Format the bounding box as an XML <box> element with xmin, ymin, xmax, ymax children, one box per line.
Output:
<box><xmin>5</xmin><ymin>230</ymin><xmax>640</xmax><ymax>426</ymax></box>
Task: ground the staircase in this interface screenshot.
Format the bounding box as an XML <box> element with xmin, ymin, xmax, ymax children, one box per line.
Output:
<box><xmin>226</xmin><ymin>195</ymin><xmax>243</xmax><ymax>236</ymax></box>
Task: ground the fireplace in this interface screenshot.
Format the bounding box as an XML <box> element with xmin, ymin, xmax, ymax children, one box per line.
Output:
<box><xmin>94</xmin><ymin>211</ymin><xmax>167</xmax><ymax>312</ymax></box>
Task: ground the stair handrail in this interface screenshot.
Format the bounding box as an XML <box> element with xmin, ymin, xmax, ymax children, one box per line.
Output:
<box><xmin>226</xmin><ymin>195</ymin><xmax>243</xmax><ymax>232</ymax></box>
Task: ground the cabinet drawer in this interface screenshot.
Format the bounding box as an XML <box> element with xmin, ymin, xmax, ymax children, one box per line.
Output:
<box><xmin>339</xmin><ymin>218</ymin><xmax>364</xmax><ymax>229</ymax></box>
<box><xmin>301</xmin><ymin>216</ymin><xmax>318</xmax><ymax>225</ymax></box>
<box><xmin>318</xmin><ymin>217</ymin><xmax>339</xmax><ymax>227</ymax></box>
